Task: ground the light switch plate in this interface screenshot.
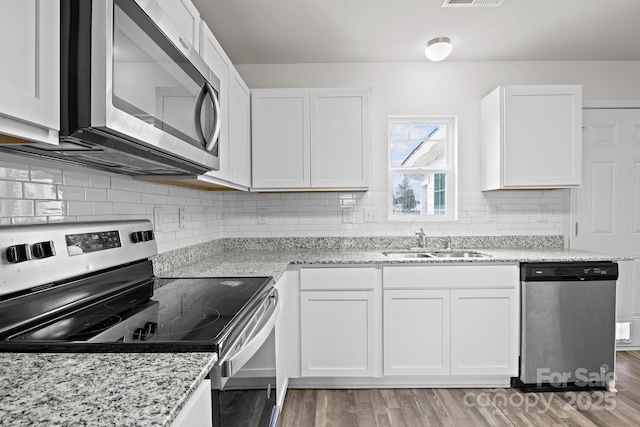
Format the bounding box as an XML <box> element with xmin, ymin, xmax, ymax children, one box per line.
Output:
<box><xmin>364</xmin><ymin>207</ymin><xmax>378</xmax><ymax>222</ymax></box>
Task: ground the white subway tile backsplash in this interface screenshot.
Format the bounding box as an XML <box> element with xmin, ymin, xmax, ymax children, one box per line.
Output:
<box><xmin>107</xmin><ymin>189</ymin><xmax>128</xmax><ymax>203</ymax></box>
<box><xmin>35</xmin><ymin>201</ymin><xmax>65</xmax><ymax>216</ymax></box>
<box><xmin>89</xmin><ymin>174</ymin><xmax>110</xmax><ymax>188</ymax></box>
<box><xmin>0</xmin><ymin>153</ymin><xmax>568</xmax><ymax>253</ymax></box>
<box><xmin>23</xmin><ymin>183</ymin><xmax>56</xmax><ymax>199</ymax></box>
<box><xmin>0</xmin><ymin>181</ymin><xmax>22</xmax><ymax>198</ymax></box>
<box><xmin>62</xmin><ymin>171</ymin><xmax>89</xmax><ymax>187</ymax></box>
<box><xmin>0</xmin><ymin>200</ymin><xmax>34</xmax><ymax>217</ymax></box>
<box><xmin>0</xmin><ymin>161</ymin><xmax>30</xmax><ymax>181</ymax></box>
<box><xmin>57</xmin><ymin>186</ymin><xmax>86</xmax><ymax>201</ymax></box>
<box><xmin>85</xmin><ymin>188</ymin><xmax>107</xmax><ymax>202</ymax></box>
<box><xmin>30</xmin><ymin>167</ymin><xmax>62</xmax><ymax>184</ymax></box>
<box><xmin>67</xmin><ymin>201</ymin><xmax>93</xmax><ymax>216</ymax></box>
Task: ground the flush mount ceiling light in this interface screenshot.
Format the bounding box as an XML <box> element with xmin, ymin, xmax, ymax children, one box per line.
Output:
<box><xmin>424</xmin><ymin>37</ymin><xmax>453</xmax><ymax>61</ymax></box>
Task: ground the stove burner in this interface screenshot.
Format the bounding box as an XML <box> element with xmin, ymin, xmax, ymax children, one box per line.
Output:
<box><xmin>68</xmin><ymin>314</ymin><xmax>123</xmax><ymax>340</ymax></box>
<box><xmin>135</xmin><ymin>307</ymin><xmax>222</xmax><ymax>341</ymax></box>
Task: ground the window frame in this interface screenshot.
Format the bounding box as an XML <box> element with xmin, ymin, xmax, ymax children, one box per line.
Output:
<box><xmin>388</xmin><ymin>115</ymin><xmax>458</xmax><ymax>222</ymax></box>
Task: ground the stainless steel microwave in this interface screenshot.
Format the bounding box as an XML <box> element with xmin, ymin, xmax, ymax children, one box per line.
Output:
<box><xmin>3</xmin><ymin>0</ymin><xmax>220</xmax><ymax>176</ymax></box>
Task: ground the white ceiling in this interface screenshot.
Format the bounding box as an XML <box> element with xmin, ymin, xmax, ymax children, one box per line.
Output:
<box><xmin>191</xmin><ymin>0</ymin><xmax>640</xmax><ymax>64</ymax></box>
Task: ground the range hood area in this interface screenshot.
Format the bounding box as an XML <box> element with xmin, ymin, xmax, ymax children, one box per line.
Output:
<box><xmin>0</xmin><ymin>130</ymin><xmax>211</xmax><ymax>177</ymax></box>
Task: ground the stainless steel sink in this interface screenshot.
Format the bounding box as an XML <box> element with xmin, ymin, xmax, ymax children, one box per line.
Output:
<box><xmin>428</xmin><ymin>251</ymin><xmax>489</xmax><ymax>258</ymax></box>
<box><xmin>383</xmin><ymin>250</ymin><xmax>489</xmax><ymax>259</ymax></box>
<box><xmin>383</xmin><ymin>252</ymin><xmax>434</xmax><ymax>259</ymax></box>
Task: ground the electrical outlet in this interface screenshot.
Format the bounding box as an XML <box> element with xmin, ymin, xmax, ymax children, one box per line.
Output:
<box><xmin>153</xmin><ymin>206</ymin><xmax>163</xmax><ymax>231</ymax></box>
<box><xmin>538</xmin><ymin>205</ymin><xmax>548</xmax><ymax>222</ymax></box>
<box><xmin>178</xmin><ymin>208</ymin><xmax>186</xmax><ymax>229</ymax></box>
<box><xmin>257</xmin><ymin>207</ymin><xmax>268</xmax><ymax>224</ymax></box>
<box><xmin>364</xmin><ymin>207</ymin><xmax>379</xmax><ymax>222</ymax></box>
<box><xmin>487</xmin><ymin>205</ymin><xmax>498</xmax><ymax>222</ymax></box>
<box><xmin>342</xmin><ymin>206</ymin><xmax>354</xmax><ymax>224</ymax></box>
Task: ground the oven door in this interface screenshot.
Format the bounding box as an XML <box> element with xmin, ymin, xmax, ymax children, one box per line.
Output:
<box><xmin>211</xmin><ymin>290</ymin><xmax>280</xmax><ymax>427</ymax></box>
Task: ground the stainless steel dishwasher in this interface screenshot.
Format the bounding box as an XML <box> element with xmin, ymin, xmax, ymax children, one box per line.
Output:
<box><xmin>518</xmin><ymin>262</ymin><xmax>618</xmax><ymax>391</ymax></box>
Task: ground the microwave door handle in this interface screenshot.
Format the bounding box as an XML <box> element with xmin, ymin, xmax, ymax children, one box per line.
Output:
<box><xmin>220</xmin><ymin>290</ymin><xmax>279</xmax><ymax>378</ymax></box>
<box><xmin>207</xmin><ymin>84</ymin><xmax>222</xmax><ymax>152</ymax></box>
<box><xmin>194</xmin><ymin>82</ymin><xmax>221</xmax><ymax>152</ymax></box>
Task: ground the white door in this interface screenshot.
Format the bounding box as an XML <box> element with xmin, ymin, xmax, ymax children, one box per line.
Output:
<box><xmin>572</xmin><ymin>107</ymin><xmax>640</xmax><ymax>346</ymax></box>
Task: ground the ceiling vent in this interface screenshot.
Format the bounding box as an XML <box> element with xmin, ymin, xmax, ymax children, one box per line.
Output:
<box><xmin>442</xmin><ymin>0</ymin><xmax>504</xmax><ymax>7</ymax></box>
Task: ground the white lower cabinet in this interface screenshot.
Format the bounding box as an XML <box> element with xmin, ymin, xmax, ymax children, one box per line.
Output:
<box><xmin>383</xmin><ymin>290</ymin><xmax>450</xmax><ymax>376</ymax></box>
<box><xmin>298</xmin><ymin>266</ymin><xmax>378</xmax><ymax>377</ymax></box>
<box><xmin>382</xmin><ymin>264</ymin><xmax>520</xmax><ymax>379</ymax></box>
<box><xmin>301</xmin><ymin>290</ymin><xmax>376</xmax><ymax>377</ymax></box>
<box><xmin>170</xmin><ymin>379</ymin><xmax>212</xmax><ymax>427</ymax></box>
<box><xmin>450</xmin><ymin>289</ymin><xmax>519</xmax><ymax>376</ymax></box>
<box><xmin>291</xmin><ymin>263</ymin><xmax>519</xmax><ymax>387</ymax></box>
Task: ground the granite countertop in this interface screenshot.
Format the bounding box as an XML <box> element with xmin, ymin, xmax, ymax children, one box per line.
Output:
<box><xmin>0</xmin><ymin>353</ymin><xmax>217</xmax><ymax>427</ymax></box>
<box><xmin>160</xmin><ymin>247</ymin><xmax>625</xmax><ymax>281</ymax></box>
<box><xmin>0</xmin><ymin>244</ymin><xmax>625</xmax><ymax>426</ymax></box>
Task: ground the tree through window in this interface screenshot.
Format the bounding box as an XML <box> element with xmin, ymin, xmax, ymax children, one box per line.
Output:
<box><xmin>388</xmin><ymin>117</ymin><xmax>457</xmax><ymax>220</ymax></box>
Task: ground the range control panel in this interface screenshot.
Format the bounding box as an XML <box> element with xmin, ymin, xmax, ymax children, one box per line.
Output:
<box><xmin>522</xmin><ymin>262</ymin><xmax>619</xmax><ymax>282</ymax></box>
<box><xmin>0</xmin><ymin>220</ymin><xmax>157</xmax><ymax>296</ymax></box>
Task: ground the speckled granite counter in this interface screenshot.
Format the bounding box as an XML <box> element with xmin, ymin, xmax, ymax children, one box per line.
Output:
<box><xmin>0</xmin><ymin>352</ymin><xmax>217</xmax><ymax>427</ymax></box>
<box><xmin>0</xmin><ymin>241</ymin><xmax>625</xmax><ymax>427</ymax></box>
<box><xmin>159</xmin><ymin>247</ymin><xmax>626</xmax><ymax>280</ymax></box>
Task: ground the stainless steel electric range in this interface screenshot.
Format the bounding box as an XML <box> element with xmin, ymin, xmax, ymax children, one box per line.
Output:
<box><xmin>0</xmin><ymin>220</ymin><xmax>279</xmax><ymax>427</ymax></box>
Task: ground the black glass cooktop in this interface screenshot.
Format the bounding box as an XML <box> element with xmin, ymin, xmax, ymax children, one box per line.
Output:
<box><xmin>0</xmin><ymin>275</ymin><xmax>273</xmax><ymax>353</ymax></box>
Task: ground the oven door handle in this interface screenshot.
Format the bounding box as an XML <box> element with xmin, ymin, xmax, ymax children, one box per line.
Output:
<box><xmin>220</xmin><ymin>289</ymin><xmax>279</xmax><ymax>378</ymax></box>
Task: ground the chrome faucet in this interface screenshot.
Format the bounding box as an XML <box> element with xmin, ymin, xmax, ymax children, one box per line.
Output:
<box><xmin>445</xmin><ymin>236</ymin><xmax>452</xmax><ymax>250</ymax></box>
<box><xmin>416</xmin><ymin>228</ymin><xmax>427</xmax><ymax>248</ymax></box>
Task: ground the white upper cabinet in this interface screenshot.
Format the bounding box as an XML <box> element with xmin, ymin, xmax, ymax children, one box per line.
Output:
<box><xmin>252</xmin><ymin>89</ymin><xmax>311</xmax><ymax>189</ymax></box>
<box><xmin>228</xmin><ymin>70</ymin><xmax>251</xmax><ymax>188</ymax></box>
<box><xmin>310</xmin><ymin>89</ymin><xmax>370</xmax><ymax>188</ymax></box>
<box><xmin>199</xmin><ymin>21</ymin><xmax>231</xmax><ymax>182</ymax></box>
<box><xmin>251</xmin><ymin>88</ymin><xmax>371</xmax><ymax>191</ymax></box>
<box><xmin>197</xmin><ymin>20</ymin><xmax>251</xmax><ymax>189</ymax></box>
<box><xmin>480</xmin><ymin>85</ymin><xmax>582</xmax><ymax>190</ymax></box>
<box><xmin>0</xmin><ymin>0</ymin><xmax>59</xmax><ymax>145</ymax></box>
<box><xmin>156</xmin><ymin>0</ymin><xmax>200</xmax><ymax>51</ymax></box>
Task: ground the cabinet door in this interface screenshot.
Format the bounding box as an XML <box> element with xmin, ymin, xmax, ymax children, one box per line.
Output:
<box><xmin>0</xmin><ymin>0</ymin><xmax>59</xmax><ymax>144</ymax></box>
<box><xmin>450</xmin><ymin>288</ymin><xmax>519</xmax><ymax>376</ymax></box>
<box><xmin>170</xmin><ymin>379</ymin><xmax>212</xmax><ymax>427</ymax></box>
<box><xmin>252</xmin><ymin>90</ymin><xmax>311</xmax><ymax>189</ymax></box>
<box><xmin>300</xmin><ymin>291</ymin><xmax>376</xmax><ymax>377</ymax></box>
<box><xmin>383</xmin><ymin>290</ymin><xmax>450</xmax><ymax>376</ymax></box>
<box><xmin>229</xmin><ymin>71</ymin><xmax>251</xmax><ymax>188</ymax></box>
<box><xmin>503</xmin><ymin>85</ymin><xmax>582</xmax><ymax>187</ymax></box>
<box><xmin>310</xmin><ymin>89</ymin><xmax>370</xmax><ymax>189</ymax></box>
<box><xmin>157</xmin><ymin>0</ymin><xmax>200</xmax><ymax>51</ymax></box>
<box><xmin>199</xmin><ymin>22</ymin><xmax>230</xmax><ymax>181</ymax></box>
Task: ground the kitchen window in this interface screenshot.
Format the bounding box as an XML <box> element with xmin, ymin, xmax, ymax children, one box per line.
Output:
<box><xmin>388</xmin><ymin>116</ymin><xmax>457</xmax><ymax>221</ymax></box>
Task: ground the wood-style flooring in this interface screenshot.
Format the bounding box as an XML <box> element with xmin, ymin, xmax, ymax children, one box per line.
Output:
<box><xmin>280</xmin><ymin>351</ymin><xmax>640</xmax><ymax>426</ymax></box>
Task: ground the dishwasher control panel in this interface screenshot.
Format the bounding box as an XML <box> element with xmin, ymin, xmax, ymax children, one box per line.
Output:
<box><xmin>521</xmin><ymin>262</ymin><xmax>618</xmax><ymax>281</ymax></box>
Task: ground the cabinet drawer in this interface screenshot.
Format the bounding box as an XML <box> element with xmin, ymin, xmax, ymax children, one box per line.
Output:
<box><xmin>300</xmin><ymin>267</ymin><xmax>376</xmax><ymax>291</ymax></box>
<box><xmin>383</xmin><ymin>264</ymin><xmax>518</xmax><ymax>289</ymax></box>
